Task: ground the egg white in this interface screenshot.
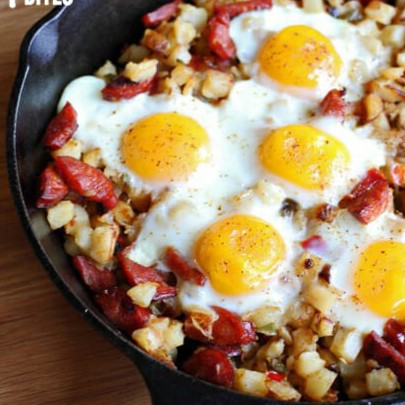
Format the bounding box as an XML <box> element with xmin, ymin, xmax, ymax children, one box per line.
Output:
<box><xmin>127</xmin><ymin>182</ymin><xmax>304</xmax><ymax>315</ymax></box>
<box><xmin>58</xmin><ymin>76</ymin><xmax>223</xmax><ymax>196</ymax></box>
<box><xmin>309</xmin><ymin>210</ymin><xmax>405</xmax><ymax>334</ymax></box>
<box><xmin>229</xmin><ymin>3</ymin><xmax>392</xmax><ymax>100</ymax></box>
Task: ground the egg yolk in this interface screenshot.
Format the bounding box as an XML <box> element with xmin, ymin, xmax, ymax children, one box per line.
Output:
<box><xmin>259</xmin><ymin>124</ymin><xmax>350</xmax><ymax>190</ymax></box>
<box><xmin>258</xmin><ymin>25</ymin><xmax>342</xmax><ymax>90</ymax></box>
<box><xmin>194</xmin><ymin>214</ymin><xmax>286</xmax><ymax>295</ymax></box>
<box><xmin>122</xmin><ymin>112</ymin><xmax>210</xmax><ymax>182</ymax></box>
<box><xmin>354</xmin><ymin>241</ymin><xmax>405</xmax><ymax>320</ymax></box>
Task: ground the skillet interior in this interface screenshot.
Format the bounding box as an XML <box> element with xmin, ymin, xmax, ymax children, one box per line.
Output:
<box><xmin>6</xmin><ymin>1</ymin><xmax>405</xmax><ymax>404</ymax></box>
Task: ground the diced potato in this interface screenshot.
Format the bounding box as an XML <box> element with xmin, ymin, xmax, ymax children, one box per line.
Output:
<box><xmin>127</xmin><ymin>282</ymin><xmax>159</xmax><ymax>308</ymax></box>
<box><xmin>51</xmin><ymin>139</ymin><xmax>82</xmax><ymax>159</ymax></box>
<box><xmin>173</xmin><ymin>20</ymin><xmax>196</xmax><ymax>45</ymax></box>
<box><xmin>82</xmin><ymin>148</ymin><xmax>101</xmax><ymax>168</ymax></box>
<box><xmin>266</xmin><ymin>378</ymin><xmax>301</xmax><ymax>401</ymax></box>
<box><xmin>142</xmin><ymin>29</ymin><xmax>170</xmax><ymax>56</ymax></box>
<box><xmin>362</xmin><ymin>36</ymin><xmax>383</xmax><ymax>55</ymax></box>
<box><xmin>132</xmin><ymin>325</ymin><xmax>162</xmax><ymax>352</ymax></box>
<box><xmin>255</xmin><ymin>180</ymin><xmax>286</xmax><ymax>205</ymax></box>
<box><xmin>95</xmin><ymin>60</ymin><xmax>117</xmax><ymax>79</ymax></box>
<box><xmin>380</xmin><ymin>25</ymin><xmax>405</xmax><ymax>47</ymax></box>
<box><xmin>340</xmin><ymin>353</ymin><xmax>367</xmax><ymax>380</ymax></box>
<box><xmin>167</xmin><ymin>45</ymin><xmax>192</xmax><ymax>66</ymax></box>
<box><xmin>178</xmin><ymin>4</ymin><xmax>208</xmax><ymax>32</ymax></box>
<box><xmin>245</xmin><ymin>305</ymin><xmax>282</xmax><ymax>331</ymax></box>
<box><xmin>74</xmin><ymin>226</ymin><xmax>93</xmax><ymax>252</ymax></box>
<box><xmin>295</xmin><ymin>351</ymin><xmax>326</xmax><ymax>378</ymax></box>
<box><xmin>356</xmin><ymin>19</ymin><xmax>380</xmax><ymax>36</ymax></box>
<box><xmin>163</xmin><ymin>319</ymin><xmax>185</xmax><ymax>353</ymax></box>
<box><xmin>364</xmin><ymin>1</ymin><xmax>397</xmax><ymax>25</ymax></box>
<box><xmin>380</xmin><ymin>67</ymin><xmax>405</xmax><ymax>80</ymax></box>
<box><xmin>346</xmin><ymin>379</ymin><xmax>369</xmax><ymax>400</ymax></box>
<box><xmin>304</xmin><ymin>368</ymin><xmax>337</xmax><ymax>400</ymax></box>
<box><xmin>278</xmin><ymin>326</ymin><xmax>293</xmax><ymax>345</ymax></box>
<box><xmin>132</xmin><ymin>317</ymin><xmax>184</xmax><ymax>362</ymax></box>
<box><xmin>256</xmin><ymin>339</ymin><xmax>285</xmax><ymax>361</ymax></box>
<box><xmin>303</xmin><ymin>283</ymin><xmax>337</xmax><ymax>314</ymax></box>
<box><xmin>171</xmin><ymin>63</ymin><xmax>194</xmax><ymax>86</ymax></box>
<box><xmin>113</xmin><ymin>200</ymin><xmax>135</xmax><ymax>227</ymax></box>
<box><xmin>369</xmin><ymin>79</ymin><xmax>405</xmax><ymax>103</ymax></box>
<box><xmin>349</xmin><ymin>59</ymin><xmax>367</xmax><ymax>83</ymax></box>
<box><xmin>88</xmin><ymin>225</ymin><xmax>118</xmax><ymax>265</ymax></box>
<box><xmin>182</xmin><ymin>76</ymin><xmax>199</xmax><ymax>96</ymax></box>
<box><xmin>330</xmin><ymin>328</ymin><xmax>363</xmax><ymax>364</ymax></box>
<box><xmin>397</xmin><ymin>51</ymin><xmax>405</xmax><ymax>67</ymax></box>
<box><xmin>123</xmin><ymin>59</ymin><xmax>158</xmax><ymax>83</ymax></box>
<box><xmin>161</xmin><ymin>76</ymin><xmax>181</xmax><ymax>95</ymax></box>
<box><xmin>119</xmin><ymin>44</ymin><xmax>150</xmax><ymax>64</ymax></box>
<box><xmin>363</xmin><ymin>93</ymin><xmax>383</xmax><ymax>122</ymax></box>
<box><xmin>47</xmin><ymin>200</ymin><xmax>74</xmax><ymax>230</ymax></box>
<box><xmin>372</xmin><ymin>112</ymin><xmax>391</xmax><ymax>130</ymax></box>
<box><xmin>296</xmin><ymin>253</ymin><xmax>323</xmax><ymax>284</ymax></box>
<box><xmin>90</xmin><ymin>211</ymin><xmax>115</xmax><ymax>228</ymax></box>
<box><xmin>302</xmin><ymin>0</ymin><xmax>323</xmax><ymax>13</ymax></box>
<box><xmin>233</xmin><ymin>369</ymin><xmax>268</xmax><ymax>397</ymax></box>
<box><xmin>286</xmin><ymin>301</ymin><xmax>315</xmax><ymax>328</ymax></box>
<box><xmin>292</xmin><ymin>328</ymin><xmax>318</xmax><ymax>357</ymax></box>
<box><xmin>201</xmin><ymin>69</ymin><xmax>234</xmax><ymax>99</ymax></box>
<box><xmin>311</xmin><ymin>312</ymin><xmax>335</xmax><ymax>337</ymax></box>
<box><xmin>398</xmin><ymin>105</ymin><xmax>405</xmax><ymax>129</ymax></box>
<box><xmin>366</xmin><ymin>368</ymin><xmax>400</xmax><ymax>396</ymax></box>
<box><xmin>65</xmin><ymin>204</ymin><xmax>90</xmax><ymax>235</ymax></box>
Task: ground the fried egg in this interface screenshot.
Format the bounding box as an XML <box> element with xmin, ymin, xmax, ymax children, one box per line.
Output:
<box><xmin>58</xmin><ymin>76</ymin><xmax>220</xmax><ymax>195</ymax></box>
<box><xmin>230</xmin><ymin>3</ymin><xmax>391</xmax><ymax>100</ymax></box>
<box><xmin>128</xmin><ymin>183</ymin><xmax>303</xmax><ymax>314</ymax></box>
<box><xmin>218</xmin><ymin>82</ymin><xmax>387</xmax><ymax>207</ymax></box>
<box><xmin>310</xmin><ymin>211</ymin><xmax>405</xmax><ymax>333</ymax></box>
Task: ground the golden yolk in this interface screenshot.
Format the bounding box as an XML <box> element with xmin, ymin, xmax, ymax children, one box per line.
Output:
<box><xmin>259</xmin><ymin>124</ymin><xmax>350</xmax><ymax>190</ymax></box>
<box><xmin>354</xmin><ymin>241</ymin><xmax>405</xmax><ymax>320</ymax></box>
<box><xmin>194</xmin><ymin>214</ymin><xmax>286</xmax><ymax>295</ymax></box>
<box><xmin>121</xmin><ymin>112</ymin><xmax>210</xmax><ymax>182</ymax></box>
<box><xmin>258</xmin><ymin>25</ymin><xmax>342</xmax><ymax>90</ymax></box>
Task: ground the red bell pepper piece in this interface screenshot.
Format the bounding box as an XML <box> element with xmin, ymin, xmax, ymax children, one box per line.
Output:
<box><xmin>266</xmin><ymin>370</ymin><xmax>286</xmax><ymax>382</ymax></box>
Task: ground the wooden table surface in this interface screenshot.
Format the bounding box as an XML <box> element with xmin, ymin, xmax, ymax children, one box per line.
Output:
<box><xmin>0</xmin><ymin>4</ymin><xmax>151</xmax><ymax>404</ymax></box>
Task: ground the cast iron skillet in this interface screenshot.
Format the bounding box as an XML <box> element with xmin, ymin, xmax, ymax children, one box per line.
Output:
<box><xmin>7</xmin><ymin>1</ymin><xmax>404</xmax><ymax>404</ymax></box>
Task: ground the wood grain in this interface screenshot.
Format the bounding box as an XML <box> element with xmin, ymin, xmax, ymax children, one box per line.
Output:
<box><xmin>0</xmin><ymin>3</ymin><xmax>151</xmax><ymax>404</ymax></box>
